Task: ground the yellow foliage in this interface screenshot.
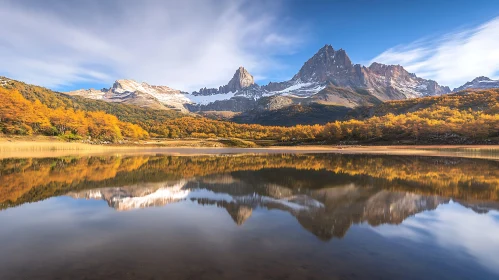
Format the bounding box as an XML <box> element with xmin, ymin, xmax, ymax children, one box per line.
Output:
<box><xmin>0</xmin><ymin>87</ymin><xmax>148</xmax><ymax>141</ymax></box>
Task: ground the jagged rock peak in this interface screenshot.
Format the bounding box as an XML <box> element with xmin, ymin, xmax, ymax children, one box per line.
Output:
<box><xmin>227</xmin><ymin>66</ymin><xmax>255</xmax><ymax>91</ymax></box>
<box><xmin>193</xmin><ymin>66</ymin><xmax>257</xmax><ymax>96</ymax></box>
<box><xmin>369</xmin><ymin>62</ymin><xmax>404</xmax><ymax>71</ymax></box>
<box><xmin>368</xmin><ymin>62</ymin><xmax>415</xmax><ymax>78</ymax></box>
<box><xmin>318</xmin><ymin>44</ymin><xmax>334</xmax><ymax>53</ymax></box>
<box><xmin>294</xmin><ymin>44</ymin><xmax>354</xmax><ymax>83</ymax></box>
<box><xmin>472</xmin><ymin>76</ymin><xmax>492</xmax><ymax>82</ymax></box>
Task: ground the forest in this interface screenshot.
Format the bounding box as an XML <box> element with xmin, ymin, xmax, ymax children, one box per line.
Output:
<box><xmin>0</xmin><ymin>88</ymin><xmax>149</xmax><ymax>141</ymax></box>
<box><xmin>1</xmin><ymin>77</ymin><xmax>499</xmax><ymax>144</ymax></box>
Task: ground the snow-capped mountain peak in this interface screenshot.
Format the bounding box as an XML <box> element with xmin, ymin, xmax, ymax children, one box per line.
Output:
<box><xmin>192</xmin><ymin>66</ymin><xmax>256</xmax><ymax>96</ymax></box>
<box><xmin>66</xmin><ymin>79</ymin><xmax>191</xmax><ymax>112</ymax></box>
<box><xmin>65</xmin><ymin>44</ymin><xmax>453</xmax><ymax>113</ymax></box>
<box><xmin>453</xmin><ymin>76</ymin><xmax>499</xmax><ymax>92</ymax></box>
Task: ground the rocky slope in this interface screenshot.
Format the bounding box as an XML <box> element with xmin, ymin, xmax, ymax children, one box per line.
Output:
<box><xmin>453</xmin><ymin>76</ymin><xmax>499</xmax><ymax>92</ymax></box>
<box><xmin>66</xmin><ymin>79</ymin><xmax>191</xmax><ymax>112</ymax></box>
<box><xmin>261</xmin><ymin>45</ymin><xmax>450</xmax><ymax>101</ymax></box>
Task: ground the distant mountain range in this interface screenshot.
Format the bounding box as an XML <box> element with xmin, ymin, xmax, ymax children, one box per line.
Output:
<box><xmin>66</xmin><ymin>44</ymin><xmax>473</xmax><ymax>113</ymax></box>
<box><xmin>453</xmin><ymin>76</ymin><xmax>499</xmax><ymax>92</ymax></box>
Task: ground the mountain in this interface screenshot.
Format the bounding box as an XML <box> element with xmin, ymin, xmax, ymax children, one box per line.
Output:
<box><xmin>186</xmin><ymin>66</ymin><xmax>264</xmax><ymax>111</ymax></box>
<box><xmin>66</xmin><ymin>79</ymin><xmax>191</xmax><ymax>112</ymax></box>
<box><xmin>363</xmin><ymin>62</ymin><xmax>451</xmax><ymax>99</ymax></box>
<box><xmin>231</xmin><ymin>103</ymin><xmax>352</xmax><ymax>126</ymax></box>
<box><xmin>453</xmin><ymin>76</ymin><xmax>499</xmax><ymax>92</ymax></box>
<box><xmin>66</xmin><ymin>44</ymin><xmax>451</xmax><ymax>114</ymax></box>
<box><xmin>0</xmin><ymin>76</ymin><xmax>185</xmax><ymax>140</ymax></box>
<box><xmin>195</xmin><ymin>66</ymin><xmax>255</xmax><ymax>95</ymax></box>
<box><xmin>262</xmin><ymin>46</ymin><xmax>359</xmax><ymax>95</ymax></box>
<box><xmin>262</xmin><ymin>45</ymin><xmax>450</xmax><ymax>101</ymax></box>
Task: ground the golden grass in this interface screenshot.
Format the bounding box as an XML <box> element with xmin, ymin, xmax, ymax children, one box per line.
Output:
<box><xmin>2</xmin><ymin>136</ymin><xmax>499</xmax><ymax>160</ymax></box>
<box><xmin>0</xmin><ymin>141</ymin><xmax>105</xmax><ymax>152</ymax></box>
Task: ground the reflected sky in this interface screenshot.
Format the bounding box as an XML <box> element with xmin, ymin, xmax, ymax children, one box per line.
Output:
<box><xmin>372</xmin><ymin>202</ymin><xmax>499</xmax><ymax>275</ymax></box>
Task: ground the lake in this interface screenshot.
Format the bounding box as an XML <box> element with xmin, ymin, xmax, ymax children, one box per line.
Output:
<box><xmin>0</xmin><ymin>153</ymin><xmax>498</xmax><ymax>280</ymax></box>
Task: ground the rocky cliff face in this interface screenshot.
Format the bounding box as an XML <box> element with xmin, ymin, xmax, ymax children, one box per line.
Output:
<box><xmin>261</xmin><ymin>45</ymin><xmax>354</xmax><ymax>95</ymax></box>
<box><xmin>453</xmin><ymin>76</ymin><xmax>499</xmax><ymax>92</ymax></box>
<box><xmin>294</xmin><ymin>46</ymin><xmax>356</xmax><ymax>84</ymax></box>
<box><xmin>193</xmin><ymin>66</ymin><xmax>255</xmax><ymax>96</ymax></box>
<box><xmin>364</xmin><ymin>62</ymin><xmax>451</xmax><ymax>100</ymax></box>
<box><xmin>227</xmin><ymin>66</ymin><xmax>255</xmax><ymax>91</ymax></box>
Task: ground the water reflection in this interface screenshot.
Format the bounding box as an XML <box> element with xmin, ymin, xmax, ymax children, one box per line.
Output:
<box><xmin>0</xmin><ymin>154</ymin><xmax>499</xmax><ymax>279</ymax></box>
<box><xmin>65</xmin><ymin>176</ymin><xmax>452</xmax><ymax>240</ymax></box>
<box><xmin>2</xmin><ymin>154</ymin><xmax>499</xmax><ymax>238</ymax></box>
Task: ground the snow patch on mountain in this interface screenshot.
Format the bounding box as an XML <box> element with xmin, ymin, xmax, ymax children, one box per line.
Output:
<box><xmin>186</xmin><ymin>91</ymin><xmax>238</xmax><ymax>105</ymax></box>
<box><xmin>0</xmin><ymin>77</ymin><xmax>9</xmax><ymax>86</ymax></box>
<box><xmin>150</xmin><ymin>91</ymin><xmax>191</xmax><ymax>106</ymax></box>
<box><xmin>65</xmin><ymin>45</ymin><xmax>452</xmax><ymax>113</ymax></box>
<box><xmin>453</xmin><ymin>76</ymin><xmax>499</xmax><ymax>92</ymax></box>
<box><xmin>274</xmin><ymin>81</ymin><xmax>314</xmax><ymax>94</ymax></box>
<box><xmin>66</xmin><ymin>79</ymin><xmax>191</xmax><ymax>112</ymax></box>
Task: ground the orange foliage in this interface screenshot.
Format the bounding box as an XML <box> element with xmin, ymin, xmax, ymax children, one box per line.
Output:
<box><xmin>0</xmin><ymin>87</ymin><xmax>148</xmax><ymax>141</ymax></box>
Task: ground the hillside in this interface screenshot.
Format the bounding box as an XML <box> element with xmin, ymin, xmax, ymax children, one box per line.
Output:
<box><xmin>67</xmin><ymin>79</ymin><xmax>191</xmax><ymax>112</ymax></box>
<box><xmin>233</xmin><ymin>87</ymin><xmax>499</xmax><ymax>127</ymax></box>
<box><xmin>350</xmin><ymin>89</ymin><xmax>499</xmax><ymax>119</ymax></box>
<box><xmin>2</xmin><ymin>76</ymin><xmax>499</xmax><ymax>144</ymax></box>
<box><xmin>0</xmin><ymin>86</ymin><xmax>149</xmax><ymax>141</ymax></box>
<box><xmin>232</xmin><ymin>103</ymin><xmax>351</xmax><ymax>126</ymax></box>
<box><xmin>0</xmin><ymin>77</ymin><xmax>185</xmax><ymax>136</ymax></box>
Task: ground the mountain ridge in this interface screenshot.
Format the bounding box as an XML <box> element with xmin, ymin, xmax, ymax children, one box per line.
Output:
<box><xmin>453</xmin><ymin>76</ymin><xmax>499</xmax><ymax>92</ymax></box>
<box><xmin>65</xmin><ymin>44</ymin><xmax>452</xmax><ymax>113</ymax></box>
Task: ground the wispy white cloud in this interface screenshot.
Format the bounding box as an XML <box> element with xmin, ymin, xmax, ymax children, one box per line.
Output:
<box><xmin>371</xmin><ymin>17</ymin><xmax>499</xmax><ymax>89</ymax></box>
<box><xmin>371</xmin><ymin>202</ymin><xmax>499</xmax><ymax>275</ymax></box>
<box><xmin>0</xmin><ymin>0</ymin><xmax>303</xmax><ymax>91</ymax></box>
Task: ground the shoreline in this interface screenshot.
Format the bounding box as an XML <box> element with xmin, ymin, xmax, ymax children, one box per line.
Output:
<box><xmin>1</xmin><ymin>139</ymin><xmax>499</xmax><ymax>159</ymax></box>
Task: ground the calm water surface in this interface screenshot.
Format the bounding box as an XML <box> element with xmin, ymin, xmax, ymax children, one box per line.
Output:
<box><xmin>0</xmin><ymin>153</ymin><xmax>498</xmax><ymax>280</ymax></box>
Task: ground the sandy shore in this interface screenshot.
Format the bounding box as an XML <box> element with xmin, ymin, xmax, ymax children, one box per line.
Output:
<box><xmin>1</xmin><ymin>139</ymin><xmax>499</xmax><ymax>159</ymax></box>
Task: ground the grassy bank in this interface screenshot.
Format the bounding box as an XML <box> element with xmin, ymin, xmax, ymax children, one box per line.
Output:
<box><xmin>0</xmin><ymin>136</ymin><xmax>259</xmax><ymax>158</ymax></box>
<box><xmin>2</xmin><ymin>136</ymin><xmax>499</xmax><ymax>160</ymax></box>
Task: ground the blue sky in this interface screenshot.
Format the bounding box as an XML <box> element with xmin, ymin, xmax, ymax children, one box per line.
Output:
<box><xmin>1</xmin><ymin>0</ymin><xmax>499</xmax><ymax>92</ymax></box>
<box><xmin>265</xmin><ymin>0</ymin><xmax>499</xmax><ymax>87</ymax></box>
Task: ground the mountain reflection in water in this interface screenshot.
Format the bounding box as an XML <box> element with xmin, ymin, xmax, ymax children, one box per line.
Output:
<box><xmin>66</xmin><ymin>174</ymin><xmax>449</xmax><ymax>240</ymax></box>
<box><xmin>0</xmin><ymin>153</ymin><xmax>499</xmax><ymax>280</ymax></box>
